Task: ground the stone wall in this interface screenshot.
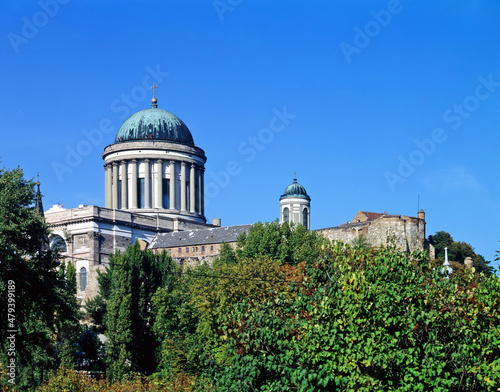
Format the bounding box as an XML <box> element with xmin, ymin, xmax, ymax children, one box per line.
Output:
<box><xmin>154</xmin><ymin>241</ymin><xmax>238</xmax><ymax>266</ymax></box>
<box><xmin>316</xmin><ymin>214</ymin><xmax>435</xmax><ymax>259</ymax></box>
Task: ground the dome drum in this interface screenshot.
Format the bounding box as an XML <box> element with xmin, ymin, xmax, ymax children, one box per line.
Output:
<box><xmin>103</xmin><ymin>100</ymin><xmax>206</xmax><ymax>224</ymax></box>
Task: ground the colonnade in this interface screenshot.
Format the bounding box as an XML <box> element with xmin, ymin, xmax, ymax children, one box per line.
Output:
<box><xmin>104</xmin><ymin>158</ymin><xmax>205</xmax><ymax>216</ymax></box>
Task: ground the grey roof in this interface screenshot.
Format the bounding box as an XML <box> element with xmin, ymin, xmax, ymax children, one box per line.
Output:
<box><xmin>149</xmin><ymin>224</ymin><xmax>252</xmax><ymax>249</ymax></box>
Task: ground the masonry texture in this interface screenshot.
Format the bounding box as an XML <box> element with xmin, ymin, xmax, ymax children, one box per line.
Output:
<box><xmin>316</xmin><ymin>210</ymin><xmax>435</xmax><ymax>258</ymax></box>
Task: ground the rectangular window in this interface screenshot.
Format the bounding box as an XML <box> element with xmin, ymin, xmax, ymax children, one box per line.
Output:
<box><xmin>186</xmin><ymin>247</ymin><xmax>189</xmax><ymax>253</ymax></box>
<box><xmin>138</xmin><ymin>178</ymin><xmax>145</xmax><ymax>208</ymax></box>
<box><xmin>201</xmin><ymin>246</ymin><xmax>205</xmax><ymax>252</ymax></box>
<box><xmin>210</xmin><ymin>246</ymin><xmax>213</xmax><ymax>251</ymax></box>
<box><xmin>162</xmin><ymin>179</ymin><xmax>170</xmax><ymax>208</ymax></box>
<box><xmin>178</xmin><ymin>248</ymin><xmax>181</xmax><ymax>253</ymax></box>
<box><xmin>117</xmin><ymin>180</ymin><xmax>122</xmax><ymax>209</ymax></box>
<box><xmin>168</xmin><ymin>249</ymin><xmax>171</xmax><ymax>254</ymax></box>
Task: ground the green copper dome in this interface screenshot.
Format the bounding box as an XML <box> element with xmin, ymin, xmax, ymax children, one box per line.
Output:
<box><xmin>115</xmin><ymin>102</ymin><xmax>194</xmax><ymax>145</ymax></box>
<box><xmin>280</xmin><ymin>176</ymin><xmax>310</xmax><ymax>201</ymax></box>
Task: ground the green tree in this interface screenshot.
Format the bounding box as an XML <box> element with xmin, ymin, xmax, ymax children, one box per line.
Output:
<box><xmin>151</xmin><ymin>260</ymin><xmax>202</xmax><ymax>381</ymax></box>
<box><xmin>0</xmin><ymin>166</ymin><xmax>80</xmax><ymax>390</ymax></box>
<box><xmin>100</xmin><ymin>242</ymin><xmax>174</xmax><ymax>380</ymax></box>
<box><xmin>234</xmin><ymin>220</ymin><xmax>326</xmax><ymax>266</ymax></box>
<box><xmin>212</xmin><ymin>243</ymin><xmax>500</xmax><ymax>391</ymax></box>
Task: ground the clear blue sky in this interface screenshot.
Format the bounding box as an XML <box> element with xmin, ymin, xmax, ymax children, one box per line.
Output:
<box><xmin>1</xmin><ymin>1</ymin><xmax>499</xmax><ymax>269</ymax></box>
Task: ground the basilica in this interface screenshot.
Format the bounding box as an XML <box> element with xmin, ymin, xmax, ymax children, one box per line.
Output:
<box><xmin>44</xmin><ymin>91</ymin><xmax>432</xmax><ymax>304</ymax></box>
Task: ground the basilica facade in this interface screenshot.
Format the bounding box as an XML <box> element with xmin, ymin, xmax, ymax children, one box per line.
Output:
<box><xmin>45</xmin><ymin>95</ymin><xmax>216</xmax><ymax>304</ymax></box>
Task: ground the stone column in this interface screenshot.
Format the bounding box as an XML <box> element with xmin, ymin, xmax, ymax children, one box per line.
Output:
<box><xmin>169</xmin><ymin>160</ymin><xmax>175</xmax><ymax>210</ymax></box>
<box><xmin>197</xmin><ymin>166</ymin><xmax>203</xmax><ymax>215</ymax></box>
<box><xmin>156</xmin><ymin>159</ymin><xmax>163</xmax><ymax>208</ymax></box>
<box><xmin>144</xmin><ymin>159</ymin><xmax>151</xmax><ymax>209</ymax></box>
<box><xmin>200</xmin><ymin>167</ymin><xmax>205</xmax><ymax>216</ymax></box>
<box><xmin>112</xmin><ymin>162</ymin><xmax>118</xmax><ymax>209</ymax></box>
<box><xmin>180</xmin><ymin>162</ymin><xmax>186</xmax><ymax>211</ymax></box>
<box><xmin>130</xmin><ymin>159</ymin><xmax>138</xmax><ymax>209</ymax></box>
<box><xmin>120</xmin><ymin>160</ymin><xmax>128</xmax><ymax>209</ymax></box>
<box><xmin>190</xmin><ymin>164</ymin><xmax>196</xmax><ymax>213</ymax></box>
<box><xmin>105</xmin><ymin>164</ymin><xmax>112</xmax><ymax>208</ymax></box>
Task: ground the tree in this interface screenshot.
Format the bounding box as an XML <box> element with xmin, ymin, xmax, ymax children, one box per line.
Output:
<box><xmin>99</xmin><ymin>242</ymin><xmax>174</xmax><ymax>380</ymax></box>
<box><xmin>212</xmin><ymin>243</ymin><xmax>500</xmax><ymax>391</ymax></box>
<box><xmin>0</xmin><ymin>166</ymin><xmax>80</xmax><ymax>390</ymax></box>
<box><xmin>151</xmin><ymin>260</ymin><xmax>202</xmax><ymax>381</ymax></box>
<box><xmin>235</xmin><ymin>220</ymin><xmax>326</xmax><ymax>266</ymax></box>
<box><xmin>428</xmin><ymin>230</ymin><xmax>493</xmax><ymax>275</ymax></box>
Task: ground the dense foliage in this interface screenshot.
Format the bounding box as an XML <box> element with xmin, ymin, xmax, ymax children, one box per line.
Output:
<box><xmin>95</xmin><ymin>242</ymin><xmax>175</xmax><ymax>381</ymax></box>
<box><xmin>2</xmin><ymin>176</ymin><xmax>499</xmax><ymax>392</ymax></box>
<box><xmin>212</xmin><ymin>243</ymin><xmax>500</xmax><ymax>391</ymax></box>
<box><xmin>0</xmin><ymin>166</ymin><xmax>80</xmax><ymax>390</ymax></box>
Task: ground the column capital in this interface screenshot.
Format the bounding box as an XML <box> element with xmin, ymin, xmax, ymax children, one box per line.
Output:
<box><xmin>112</xmin><ymin>161</ymin><xmax>118</xmax><ymax>167</ymax></box>
<box><xmin>145</xmin><ymin>158</ymin><xmax>150</xmax><ymax>163</ymax></box>
<box><xmin>181</xmin><ymin>161</ymin><xmax>186</xmax><ymax>167</ymax></box>
<box><xmin>157</xmin><ymin>158</ymin><xmax>163</xmax><ymax>163</ymax></box>
<box><xmin>131</xmin><ymin>159</ymin><xmax>137</xmax><ymax>163</ymax></box>
<box><xmin>120</xmin><ymin>160</ymin><xmax>126</xmax><ymax>165</ymax></box>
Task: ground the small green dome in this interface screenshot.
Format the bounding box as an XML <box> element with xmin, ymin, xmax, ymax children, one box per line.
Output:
<box><xmin>280</xmin><ymin>177</ymin><xmax>310</xmax><ymax>201</ymax></box>
<box><xmin>115</xmin><ymin>103</ymin><xmax>194</xmax><ymax>145</ymax></box>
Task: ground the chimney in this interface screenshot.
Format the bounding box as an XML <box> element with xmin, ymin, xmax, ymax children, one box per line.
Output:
<box><xmin>212</xmin><ymin>218</ymin><xmax>221</xmax><ymax>227</ymax></box>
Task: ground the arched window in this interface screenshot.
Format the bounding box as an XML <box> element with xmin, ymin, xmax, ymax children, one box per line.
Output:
<box><xmin>303</xmin><ymin>208</ymin><xmax>308</xmax><ymax>229</ymax></box>
<box><xmin>80</xmin><ymin>267</ymin><xmax>87</xmax><ymax>291</ymax></box>
<box><xmin>283</xmin><ymin>207</ymin><xmax>289</xmax><ymax>222</ymax></box>
<box><xmin>50</xmin><ymin>235</ymin><xmax>67</xmax><ymax>252</ymax></box>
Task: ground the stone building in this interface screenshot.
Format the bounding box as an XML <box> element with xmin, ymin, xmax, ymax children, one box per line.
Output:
<box><xmin>149</xmin><ymin>224</ymin><xmax>252</xmax><ymax>265</ymax></box>
<box><xmin>316</xmin><ymin>209</ymin><xmax>435</xmax><ymax>258</ymax></box>
<box><xmin>45</xmin><ymin>95</ymin><xmax>215</xmax><ymax>304</ymax></box>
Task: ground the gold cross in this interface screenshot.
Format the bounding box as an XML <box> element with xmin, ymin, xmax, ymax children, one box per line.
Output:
<box><xmin>151</xmin><ymin>83</ymin><xmax>158</xmax><ymax>98</ymax></box>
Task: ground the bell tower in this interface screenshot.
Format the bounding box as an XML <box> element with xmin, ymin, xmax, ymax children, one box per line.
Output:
<box><xmin>279</xmin><ymin>173</ymin><xmax>311</xmax><ymax>230</ymax></box>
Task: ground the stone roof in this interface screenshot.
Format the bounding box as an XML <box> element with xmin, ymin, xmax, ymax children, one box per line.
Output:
<box><xmin>149</xmin><ymin>224</ymin><xmax>252</xmax><ymax>249</ymax></box>
<box><xmin>359</xmin><ymin>211</ymin><xmax>384</xmax><ymax>221</ymax></box>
